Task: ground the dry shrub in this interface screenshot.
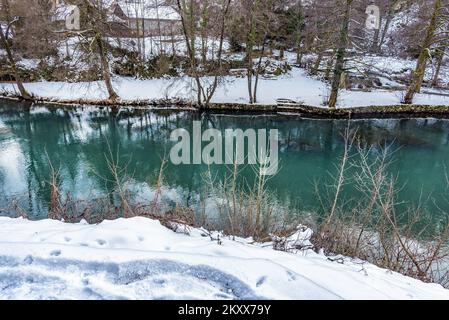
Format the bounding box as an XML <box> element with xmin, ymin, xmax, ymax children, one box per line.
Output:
<box><xmin>200</xmin><ymin>159</ymin><xmax>296</xmax><ymax>241</ymax></box>
<box><xmin>313</xmin><ymin>127</ymin><xmax>449</xmax><ymax>286</ymax></box>
<box><xmin>18</xmin><ymin>129</ymin><xmax>448</xmax><ymax>288</ymax></box>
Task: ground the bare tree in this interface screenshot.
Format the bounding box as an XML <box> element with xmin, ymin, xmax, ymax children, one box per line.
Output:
<box><xmin>403</xmin><ymin>0</ymin><xmax>444</xmax><ymax>104</ymax></box>
<box><xmin>176</xmin><ymin>0</ymin><xmax>231</xmax><ymax>107</ymax></box>
<box><xmin>79</xmin><ymin>0</ymin><xmax>119</xmax><ymax>102</ymax></box>
<box><xmin>432</xmin><ymin>43</ymin><xmax>447</xmax><ymax>86</ymax></box>
<box><xmin>328</xmin><ymin>0</ymin><xmax>354</xmax><ymax>109</ymax></box>
<box><xmin>0</xmin><ymin>0</ymin><xmax>31</xmax><ymax>100</ymax></box>
<box><xmin>370</xmin><ymin>0</ymin><xmax>402</xmax><ymax>54</ymax></box>
<box><xmin>230</xmin><ymin>0</ymin><xmax>278</xmax><ymax>104</ymax></box>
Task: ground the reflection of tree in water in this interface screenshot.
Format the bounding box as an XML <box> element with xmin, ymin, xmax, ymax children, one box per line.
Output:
<box><xmin>1</xmin><ymin>101</ymin><xmax>449</xmax><ymax>221</ymax></box>
<box><xmin>1</xmin><ymin>103</ymin><xmax>80</xmax><ymax>217</ymax></box>
<box><xmin>0</xmin><ymin>103</ymin><xmax>203</xmax><ymax>217</ymax></box>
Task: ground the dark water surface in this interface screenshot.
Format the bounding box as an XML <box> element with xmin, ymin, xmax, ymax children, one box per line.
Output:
<box><xmin>1</xmin><ymin>101</ymin><xmax>449</xmax><ymax>223</ymax></box>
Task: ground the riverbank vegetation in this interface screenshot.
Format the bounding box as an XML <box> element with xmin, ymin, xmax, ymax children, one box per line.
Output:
<box><xmin>2</xmin><ymin>121</ymin><xmax>448</xmax><ymax>288</ymax></box>
<box><xmin>1</xmin><ymin>0</ymin><xmax>449</xmax><ymax>108</ymax></box>
<box><xmin>2</xmin><ymin>1</ymin><xmax>449</xmax><ymax>296</ymax></box>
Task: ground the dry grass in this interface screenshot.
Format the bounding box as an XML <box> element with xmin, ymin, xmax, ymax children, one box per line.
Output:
<box><xmin>5</xmin><ymin>132</ymin><xmax>449</xmax><ymax>288</ymax></box>
<box><xmin>313</xmin><ymin>127</ymin><xmax>449</xmax><ymax>285</ymax></box>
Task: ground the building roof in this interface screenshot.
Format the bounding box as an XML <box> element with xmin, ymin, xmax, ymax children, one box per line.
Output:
<box><xmin>51</xmin><ymin>1</ymin><xmax>181</xmax><ymax>24</ymax></box>
<box><xmin>116</xmin><ymin>1</ymin><xmax>181</xmax><ymax>21</ymax></box>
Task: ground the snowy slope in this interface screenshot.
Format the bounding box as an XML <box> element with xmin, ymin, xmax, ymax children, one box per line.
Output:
<box><xmin>0</xmin><ymin>217</ymin><xmax>448</xmax><ymax>300</ymax></box>
<box><xmin>2</xmin><ymin>68</ymin><xmax>449</xmax><ymax>107</ymax></box>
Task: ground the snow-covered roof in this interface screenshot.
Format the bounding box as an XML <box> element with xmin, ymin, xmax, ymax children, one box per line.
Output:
<box><xmin>50</xmin><ymin>2</ymin><xmax>180</xmax><ymax>24</ymax></box>
<box><xmin>117</xmin><ymin>1</ymin><xmax>181</xmax><ymax>21</ymax></box>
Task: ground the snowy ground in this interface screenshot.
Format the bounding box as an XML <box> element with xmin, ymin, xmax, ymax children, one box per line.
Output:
<box><xmin>0</xmin><ymin>216</ymin><xmax>448</xmax><ymax>300</ymax></box>
<box><xmin>2</xmin><ymin>67</ymin><xmax>449</xmax><ymax>108</ymax></box>
<box><xmin>4</xmin><ymin>36</ymin><xmax>449</xmax><ymax>108</ymax></box>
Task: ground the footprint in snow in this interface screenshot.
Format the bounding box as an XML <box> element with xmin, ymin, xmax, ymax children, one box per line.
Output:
<box><xmin>50</xmin><ymin>250</ymin><xmax>61</xmax><ymax>257</ymax></box>
<box><xmin>96</xmin><ymin>239</ymin><xmax>106</xmax><ymax>246</ymax></box>
<box><xmin>286</xmin><ymin>270</ymin><xmax>297</xmax><ymax>281</ymax></box>
<box><xmin>214</xmin><ymin>249</ymin><xmax>229</xmax><ymax>256</ymax></box>
<box><xmin>64</xmin><ymin>237</ymin><xmax>71</xmax><ymax>242</ymax></box>
<box><xmin>23</xmin><ymin>255</ymin><xmax>33</xmax><ymax>265</ymax></box>
<box><xmin>153</xmin><ymin>278</ymin><xmax>166</xmax><ymax>285</ymax></box>
<box><xmin>137</xmin><ymin>236</ymin><xmax>145</xmax><ymax>242</ymax></box>
<box><xmin>256</xmin><ymin>276</ymin><xmax>267</xmax><ymax>287</ymax></box>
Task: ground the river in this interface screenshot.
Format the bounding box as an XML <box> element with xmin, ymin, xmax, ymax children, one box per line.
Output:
<box><xmin>1</xmin><ymin>101</ymin><xmax>449</xmax><ymax>226</ymax></box>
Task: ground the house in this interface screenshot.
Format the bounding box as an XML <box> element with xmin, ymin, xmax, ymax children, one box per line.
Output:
<box><xmin>51</xmin><ymin>0</ymin><xmax>182</xmax><ymax>37</ymax></box>
<box><xmin>111</xmin><ymin>1</ymin><xmax>181</xmax><ymax>37</ymax></box>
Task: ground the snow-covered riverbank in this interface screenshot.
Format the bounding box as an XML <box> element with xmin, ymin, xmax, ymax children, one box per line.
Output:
<box><xmin>2</xmin><ymin>68</ymin><xmax>449</xmax><ymax>108</ymax></box>
<box><xmin>0</xmin><ymin>216</ymin><xmax>448</xmax><ymax>300</ymax></box>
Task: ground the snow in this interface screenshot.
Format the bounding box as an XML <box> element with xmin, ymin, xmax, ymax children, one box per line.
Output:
<box><xmin>108</xmin><ymin>36</ymin><xmax>185</xmax><ymax>58</ymax></box>
<box><xmin>3</xmin><ymin>41</ymin><xmax>449</xmax><ymax>108</ymax></box>
<box><xmin>108</xmin><ymin>36</ymin><xmax>230</xmax><ymax>61</ymax></box>
<box><xmin>0</xmin><ymin>216</ymin><xmax>448</xmax><ymax>300</ymax></box>
<box><xmin>119</xmin><ymin>2</ymin><xmax>181</xmax><ymax>21</ymax></box>
<box><xmin>2</xmin><ymin>67</ymin><xmax>449</xmax><ymax>108</ymax></box>
<box><xmin>17</xmin><ymin>59</ymin><xmax>40</xmax><ymax>69</ymax></box>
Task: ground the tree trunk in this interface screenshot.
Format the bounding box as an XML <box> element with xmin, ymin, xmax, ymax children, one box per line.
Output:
<box><xmin>205</xmin><ymin>0</ymin><xmax>232</xmax><ymax>105</ymax></box>
<box><xmin>325</xmin><ymin>50</ymin><xmax>335</xmax><ymax>80</ymax></box>
<box><xmin>177</xmin><ymin>0</ymin><xmax>204</xmax><ymax>106</ymax></box>
<box><xmin>378</xmin><ymin>15</ymin><xmax>392</xmax><ymax>53</ymax></box>
<box><xmin>328</xmin><ymin>0</ymin><xmax>353</xmax><ymax>109</ymax></box>
<box><xmin>432</xmin><ymin>45</ymin><xmax>446</xmax><ymax>87</ymax></box>
<box><xmin>378</xmin><ymin>0</ymin><xmax>400</xmax><ymax>53</ymax></box>
<box><xmin>295</xmin><ymin>1</ymin><xmax>304</xmax><ymax>65</ymax></box>
<box><xmin>96</xmin><ymin>36</ymin><xmax>118</xmax><ymax>102</ymax></box>
<box><xmin>311</xmin><ymin>52</ymin><xmax>323</xmax><ymax>75</ymax></box>
<box><xmin>246</xmin><ymin>4</ymin><xmax>256</xmax><ymax>104</ymax></box>
<box><xmin>189</xmin><ymin>0</ymin><xmax>196</xmax><ymax>65</ymax></box>
<box><xmin>253</xmin><ymin>38</ymin><xmax>266</xmax><ymax>103</ymax></box>
<box><xmin>403</xmin><ymin>0</ymin><xmax>441</xmax><ymax>104</ymax></box>
<box><xmin>0</xmin><ymin>24</ymin><xmax>32</xmax><ymax>100</ymax></box>
<box><xmin>296</xmin><ymin>49</ymin><xmax>303</xmax><ymax>65</ymax></box>
<box><xmin>247</xmin><ymin>53</ymin><xmax>254</xmax><ymax>104</ymax></box>
<box><xmin>83</xmin><ymin>0</ymin><xmax>119</xmax><ymax>102</ymax></box>
<box><xmin>200</xmin><ymin>1</ymin><xmax>209</xmax><ymax>66</ymax></box>
<box><xmin>370</xmin><ymin>18</ymin><xmax>381</xmax><ymax>53</ymax></box>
